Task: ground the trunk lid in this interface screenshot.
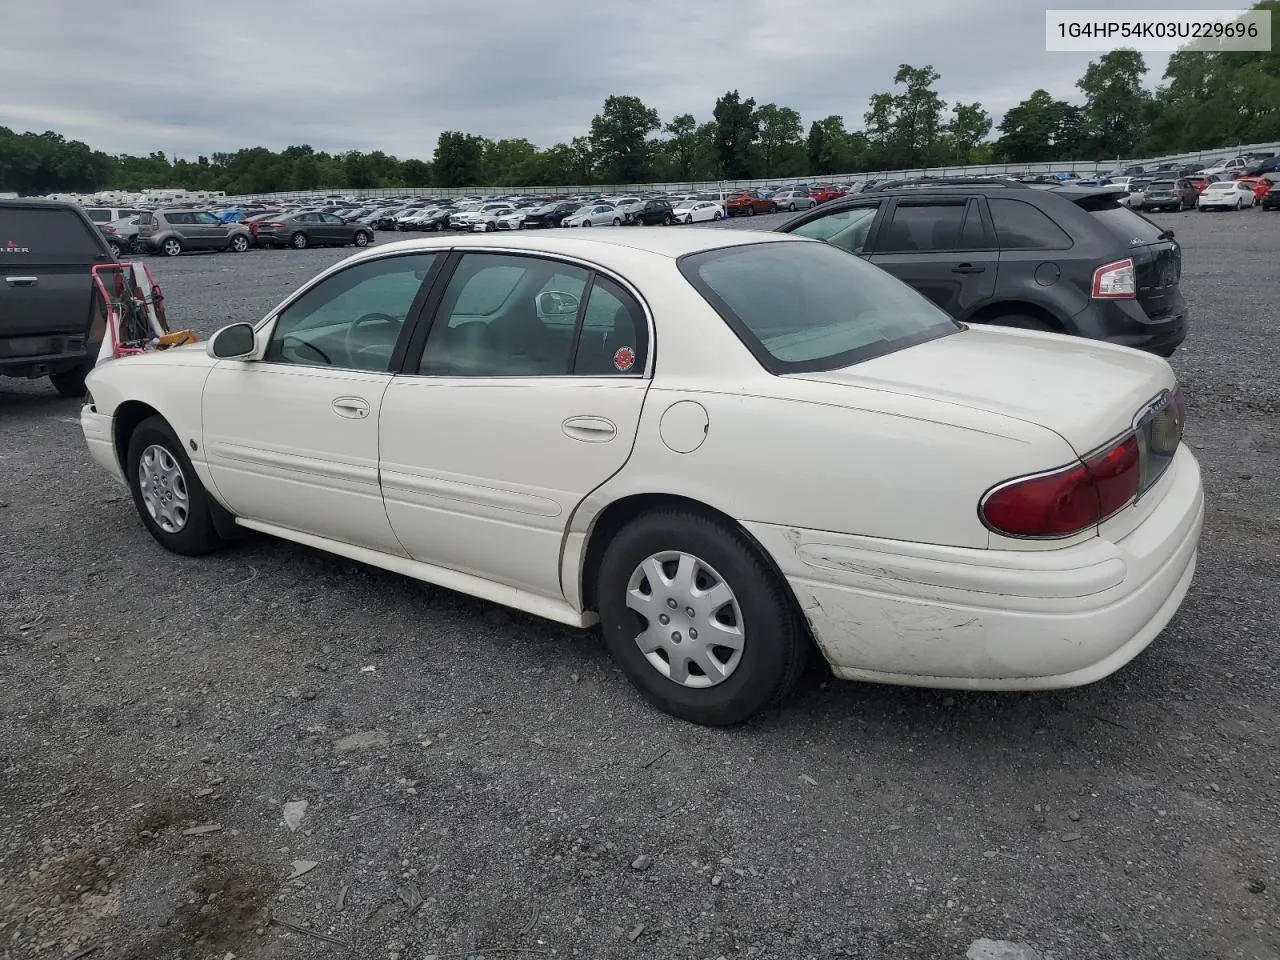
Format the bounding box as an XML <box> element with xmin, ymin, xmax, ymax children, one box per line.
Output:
<box><xmin>789</xmin><ymin>325</ymin><xmax>1176</xmax><ymax>456</ymax></box>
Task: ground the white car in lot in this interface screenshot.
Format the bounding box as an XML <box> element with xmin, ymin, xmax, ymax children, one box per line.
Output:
<box><xmin>470</xmin><ymin>206</ymin><xmax>525</xmax><ymax>232</ymax></box>
<box><xmin>561</xmin><ymin>203</ymin><xmax>622</xmax><ymax>227</ymax></box>
<box><xmin>1197</xmin><ymin>179</ymin><xmax>1256</xmax><ymax>210</ymax></box>
<box><xmin>672</xmin><ymin>200</ymin><xmax>724</xmax><ymax>223</ymax></box>
<box><xmin>80</xmin><ymin>231</ymin><xmax>1203</xmax><ymax>726</ymax></box>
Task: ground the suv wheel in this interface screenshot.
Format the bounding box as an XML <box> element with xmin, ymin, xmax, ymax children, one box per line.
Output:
<box><xmin>229</xmin><ymin>234</ymin><xmax>249</xmax><ymax>252</ymax></box>
<box><xmin>161</xmin><ymin>238</ymin><xmax>183</xmax><ymax>257</ymax></box>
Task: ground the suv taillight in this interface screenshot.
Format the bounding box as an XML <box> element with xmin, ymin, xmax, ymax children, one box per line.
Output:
<box><xmin>1092</xmin><ymin>258</ymin><xmax>1136</xmax><ymax>299</ymax></box>
<box><xmin>981</xmin><ymin>433</ymin><xmax>1142</xmax><ymax>538</ymax></box>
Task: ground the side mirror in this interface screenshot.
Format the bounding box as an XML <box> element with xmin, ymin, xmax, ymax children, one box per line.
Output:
<box><xmin>536</xmin><ymin>290</ymin><xmax>580</xmax><ymax>318</ymax></box>
<box><xmin>207</xmin><ymin>322</ymin><xmax>257</xmax><ymax>360</ymax></box>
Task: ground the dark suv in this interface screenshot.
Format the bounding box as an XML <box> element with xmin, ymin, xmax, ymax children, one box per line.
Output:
<box><xmin>0</xmin><ymin>199</ymin><xmax>113</xmax><ymax>396</ymax></box>
<box><xmin>633</xmin><ymin>198</ymin><xmax>676</xmax><ymax>225</ymax></box>
<box><xmin>775</xmin><ymin>181</ymin><xmax>1188</xmax><ymax>356</ymax></box>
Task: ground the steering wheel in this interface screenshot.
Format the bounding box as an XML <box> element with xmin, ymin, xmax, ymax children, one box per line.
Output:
<box><xmin>344</xmin><ymin>312</ymin><xmax>403</xmax><ymax>360</ymax></box>
<box><xmin>282</xmin><ymin>333</ymin><xmax>331</xmax><ymax>366</ymax></box>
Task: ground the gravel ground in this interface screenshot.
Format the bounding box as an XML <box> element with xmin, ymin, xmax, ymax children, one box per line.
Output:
<box><xmin>1</xmin><ymin>211</ymin><xmax>1278</xmax><ymax>960</ymax></box>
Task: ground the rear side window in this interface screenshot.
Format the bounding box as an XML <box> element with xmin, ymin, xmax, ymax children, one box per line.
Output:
<box><xmin>877</xmin><ymin>201</ymin><xmax>973</xmax><ymax>252</ymax></box>
<box><xmin>0</xmin><ymin>207</ymin><xmax>105</xmax><ymax>260</ymax></box>
<box><xmin>679</xmin><ymin>240</ymin><xmax>958</xmax><ymax>373</ymax></box>
<box><xmin>988</xmin><ymin>199</ymin><xmax>1072</xmax><ymax>250</ymax></box>
<box><xmin>85</xmin><ymin>209</ymin><xmax>112</xmax><ymax>223</ymax></box>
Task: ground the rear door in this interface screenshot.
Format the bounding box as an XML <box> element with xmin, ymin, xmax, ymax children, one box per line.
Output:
<box><xmin>0</xmin><ymin>203</ymin><xmax>110</xmax><ymax>342</ymax></box>
<box><xmin>868</xmin><ymin>198</ymin><xmax>997</xmax><ymax>318</ymax></box>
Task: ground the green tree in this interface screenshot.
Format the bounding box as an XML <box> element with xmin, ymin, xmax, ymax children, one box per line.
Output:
<box><xmin>432</xmin><ymin>131</ymin><xmax>486</xmax><ymax>187</ymax></box>
<box><xmin>993</xmin><ymin>90</ymin><xmax>1085</xmax><ymax>163</ymax></box>
<box><xmin>662</xmin><ymin>114</ymin><xmax>699</xmax><ymax>181</ymax></box>
<box><xmin>1076</xmin><ymin>50</ymin><xmax>1151</xmax><ymax>156</ymax></box>
<box><xmin>483</xmin><ymin>138</ymin><xmax>538</xmax><ymax>184</ymax></box>
<box><xmin>713</xmin><ymin>90</ymin><xmax>759</xmax><ymax>179</ymax></box>
<box><xmin>753</xmin><ymin>103</ymin><xmax>803</xmax><ymax>177</ymax></box>
<box><xmin>589</xmin><ymin>95</ymin><xmax>660</xmax><ymax>183</ymax></box>
<box><xmin>400</xmin><ymin>158</ymin><xmax>431</xmax><ymax>186</ymax></box>
<box><xmin>943</xmin><ymin>102</ymin><xmax>992</xmax><ymax>164</ymax></box>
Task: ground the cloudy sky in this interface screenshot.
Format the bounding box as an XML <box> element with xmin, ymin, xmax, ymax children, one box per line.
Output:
<box><xmin>0</xmin><ymin>0</ymin><xmax>1230</xmax><ymax>159</ymax></box>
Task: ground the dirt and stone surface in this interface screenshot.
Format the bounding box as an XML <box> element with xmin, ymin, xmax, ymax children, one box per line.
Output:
<box><xmin>1</xmin><ymin>211</ymin><xmax>1277</xmax><ymax>960</ymax></box>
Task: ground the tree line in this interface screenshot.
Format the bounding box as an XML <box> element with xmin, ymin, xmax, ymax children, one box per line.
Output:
<box><xmin>2</xmin><ymin>2</ymin><xmax>1276</xmax><ymax>196</ymax></box>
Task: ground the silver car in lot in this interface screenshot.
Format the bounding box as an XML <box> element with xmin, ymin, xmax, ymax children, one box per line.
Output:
<box><xmin>135</xmin><ymin>209</ymin><xmax>252</xmax><ymax>257</ymax></box>
<box><xmin>561</xmin><ymin>203</ymin><xmax>622</xmax><ymax>227</ymax></box>
<box><xmin>771</xmin><ymin>189</ymin><xmax>816</xmax><ymax>212</ymax></box>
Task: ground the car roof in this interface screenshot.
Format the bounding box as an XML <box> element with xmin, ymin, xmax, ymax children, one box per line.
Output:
<box><xmin>355</xmin><ymin>228</ymin><xmax>799</xmax><ymax>262</ymax></box>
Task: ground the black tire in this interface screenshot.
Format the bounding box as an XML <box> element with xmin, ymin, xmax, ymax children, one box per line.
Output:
<box><xmin>989</xmin><ymin>314</ymin><xmax>1055</xmax><ymax>332</ymax></box>
<box><xmin>291</xmin><ymin>232</ymin><xmax>308</xmax><ymax>249</ymax></box>
<box><xmin>663</xmin><ymin>213</ymin><xmax>674</xmax><ymax>225</ymax></box>
<box><xmin>126</xmin><ymin>415</ymin><xmax>224</xmax><ymax>556</ymax></box>
<box><xmin>354</xmin><ymin>230</ymin><xmax>371</xmax><ymax>246</ymax></box>
<box><xmin>746</xmin><ymin>205</ymin><xmax>756</xmax><ymax>216</ymax></box>
<box><xmin>596</xmin><ymin>510</ymin><xmax>810</xmax><ymax>726</ymax></box>
<box><xmin>612</xmin><ymin>218</ymin><xmax>621</xmax><ymax>226</ymax></box>
<box><xmin>228</xmin><ymin>233</ymin><xmax>249</xmax><ymax>253</ymax></box>
<box><xmin>106</xmin><ymin>240</ymin><xmax>123</xmax><ymax>260</ymax></box>
<box><xmin>49</xmin><ymin>360</ymin><xmax>91</xmax><ymax>398</ymax></box>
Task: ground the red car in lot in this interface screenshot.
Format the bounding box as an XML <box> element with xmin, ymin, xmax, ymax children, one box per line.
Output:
<box><xmin>1235</xmin><ymin>176</ymin><xmax>1276</xmax><ymax>202</ymax></box>
<box><xmin>1185</xmin><ymin>175</ymin><xmax>1219</xmax><ymax>194</ymax></box>
<box><xmin>808</xmin><ymin>185</ymin><xmax>846</xmax><ymax>204</ymax></box>
<box><xmin>723</xmin><ymin>191</ymin><xmax>778</xmax><ymax>216</ymax></box>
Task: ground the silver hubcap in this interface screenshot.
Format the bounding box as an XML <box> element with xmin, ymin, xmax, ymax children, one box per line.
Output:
<box><xmin>626</xmin><ymin>552</ymin><xmax>744</xmax><ymax>688</ymax></box>
<box><xmin>164</xmin><ymin>241</ymin><xmax>180</xmax><ymax>255</ymax></box>
<box><xmin>138</xmin><ymin>444</ymin><xmax>189</xmax><ymax>534</ymax></box>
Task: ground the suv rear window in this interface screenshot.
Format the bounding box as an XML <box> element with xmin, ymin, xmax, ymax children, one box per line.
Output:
<box><xmin>1077</xmin><ymin>198</ymin><xmax>1166</xmax><ymax>244</ymax></box>
<box><xmin>0</xmin><ymin>207</ymin><xmax>105</xmax><ymax>260</ymax></box>
<box><xmin>678</xmin><ymin>240</ymin><xmax>958</xmax><ymax>373</ymax></box>
<box><xmin>85</xmin><ymin>208</ymin><xmax>112</xmax><ymax>223</ymax></box>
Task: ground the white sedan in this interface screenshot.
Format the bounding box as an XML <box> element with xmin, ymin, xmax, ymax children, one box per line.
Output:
<box><xmin>672</xmin><ymin>200</ymin><xmax>724</xmax><ymax>223</ymax></box>
<box><xmin>562</xmin><ymin>204</ymin><xmax>622</xmax><ymax>227</ymax></box>
<box><xmin>80</xmin><ymin>231</ymin><xmax>1204</xmax><ymax>726</ymax></box>
<box><xmin>1197</xmin><ymin>179</ymin><xmax>1255</xmax><ymax>210</ymax></box>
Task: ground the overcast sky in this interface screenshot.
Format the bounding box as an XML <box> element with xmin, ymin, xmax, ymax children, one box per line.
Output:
<box><xmin>0</xmin><ymin>0</ymin><xmax>1229</xmax><ymax>159</ymax></box>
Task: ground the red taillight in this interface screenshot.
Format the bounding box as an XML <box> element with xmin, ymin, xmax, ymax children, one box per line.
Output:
<box><xmin>104</xmin><ymin>225</ymin><xmax>117</xmax><ymax>234</ymax></box>
<box><xmin>1092</xmin><ymin>258</ymin><xmax>1135</xmax><ymax>299</ymax></box>
<box><xmin>981</xmin><ymin>434</ymin><xmax>1141</xmax><ymax>538</ymax></box>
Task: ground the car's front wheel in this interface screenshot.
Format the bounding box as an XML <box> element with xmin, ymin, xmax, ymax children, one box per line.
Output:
<box><xmin>126</xmin><ymin>415</ymin><xmax>224</xmax><ymax>556</ymax></box>
<box><xmin>354</xmin><ymin>230</ymin><xmax>371</xmax><ymax>246</ymax></box>
<box><xmin>596</xmin><ymin>510</ymin><xmax>809</xmax><ymax>726</ymax></box>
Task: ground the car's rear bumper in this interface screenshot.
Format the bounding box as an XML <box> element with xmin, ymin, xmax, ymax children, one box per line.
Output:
<box><xmin>0</xmin><ymin>333</ymin><xmax>92</xmax><ymax>377</ymax></box>
<box><xmin>745</xmin><ymin>446</ymin><xmax>1203</xmax><ymax>690</ymax></box>
<box><xmin>1073</xmin><ymin>296</ymin><xmax>1189</xmax><ymax>354</ymax></box>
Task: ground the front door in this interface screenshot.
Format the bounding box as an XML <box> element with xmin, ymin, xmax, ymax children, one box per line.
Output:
<box><xmin>379</xmin><ymin>251</ymin><xmax>651</xmax><ymax>600</ymax></box>
<box><xmin>188</xmin><ymin>211</ymin><xmax>227</xmax><ymax>249</ymax></box>
<box><xmin>868</xmin><ymin>198</ymin><xmax>998</xmax><ymax>318</ymax></box>
<box><xmin>320</xmin><ymin>213</ymin><xmax>349</xmax><ymax>243</ymax></box>
<box><xmin>201</xmin><ymin>251</ymin><xmax>442</xmax><ymax>554</ymax></box>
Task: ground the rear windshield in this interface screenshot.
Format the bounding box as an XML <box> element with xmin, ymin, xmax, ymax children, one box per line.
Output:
<box><xmin>85</xmin><ymin>208</ymin><xmax>112</xmax><ymax>223</ymax></box>
<box><xmin>0</xmin><ymin>206</ymin><xmax>105</xmax><ymax>260</ymax></box>
<box><xmin>1077</xmin><ymin>198</ymin><xmax>1167</xmax><ymax>244</ymax></box>
<box><xmin>1147</xmin><ymin>181</ymin><xmax>1175</xmax><ymax>190</ymax></box>
<box><xmin>678</xmin><ymin>240</ymin><xmax>958</xmax><ymax>373</ymax></box>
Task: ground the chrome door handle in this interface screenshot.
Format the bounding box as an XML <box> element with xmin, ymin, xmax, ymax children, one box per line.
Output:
<box><xmin>5</xmin><ymin>276</ymin><xmax>38</xmax><ymax>286</ymax></box>
<box><xmin>562</xmin><ymin>416</ymin><xmax>616</xmax><ymax>442</ymax></box>
<box><xmin>332</xmin><ymin>397</ymin><xmax>370</xmax><ymax>419</ymax></box>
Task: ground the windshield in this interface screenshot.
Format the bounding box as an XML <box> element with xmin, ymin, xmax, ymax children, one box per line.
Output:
<box><xmin>678</xmin><ymin>240</ymin><xmax>958</xmax><ymax>373</ymax></box>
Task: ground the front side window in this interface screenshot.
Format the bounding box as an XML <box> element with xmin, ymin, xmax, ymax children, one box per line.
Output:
<box><xmin>788</xmin><ymin>203</ymin><xmax>880</xmax><ymax>254</ymax></box>
<box><xmin>679</xmin><ymin>240</ymin><xmax>957</xmax><ymax>373</ymax></box>
<box><xmin>265</xmin><ymin>253</ymin><xmax>438</xmax><ymax>372</ymax></box>
<box><xmin>194</xmin><ymin>212</ymin><xmax>221</xmax><ymax>224</ymax></box>
<box><xmin>877</xmin><ymin>201</ymin><xmax>973</xmax><ymax>253</ymax></box>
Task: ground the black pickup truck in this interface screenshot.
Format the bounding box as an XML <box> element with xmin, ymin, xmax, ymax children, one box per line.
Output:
<box><xmin>0</xmin><ymin>198</ymin><xmax>113</xmax><ymax>396</ymax></box>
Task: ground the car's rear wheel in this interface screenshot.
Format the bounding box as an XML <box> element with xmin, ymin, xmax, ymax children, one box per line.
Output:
<box><xmin>612</xmin><ymin>217</ymin><xmax>621</xmax><ymax>226</ymax></box>
<box><xmin>746</xmin><ymin>205</ymin><xmax>756</xmax><ymax>216</ymax></box>
<box><xmin>106</xmin><ymin>240</ymin><xmax>123</xmax><ymax>260</ymax></box>
<box><xmin>49</xmin><ymin>360</ymin><xmax>91</xmax><ymax>398</ymax></box>
<box><xmin>126</xmin><ymin>415</ymin><xmax>224</xmax><ymax>556</ymax></box>
<box><xmin>161</xmin><ymin>238</ymin><xmax>183</xmax><ymax>257</ymax></box>
<box><xmin>354</xmin><ymin>230</ymin><xmax>371</xmax><ymax>246</ymax></box>
<box><xmin>229</xmin><ymin>234</ymin><xmax>249</xmax><ymax>252</ymax></box>
<box><xmin>663</xmin><ymin>213</ymin><xmax>674</xmax><ymax>225</ymax></box>
<box><xmin>291</xmin><ymin>231</ymin><xmax>308</xmax><ymax>249</ymax></box>
<box><xmin>596</xmin><ymin>510</ymin><xmax>809</xmax><ymax>726</ymax></box>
